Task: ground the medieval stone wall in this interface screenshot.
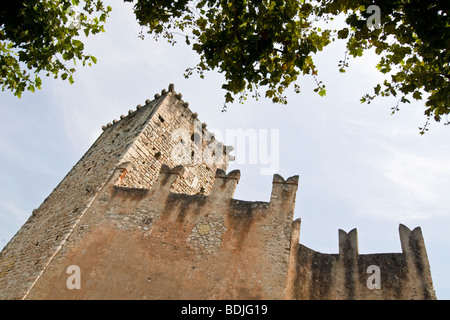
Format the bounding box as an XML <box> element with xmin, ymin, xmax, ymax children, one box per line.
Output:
<box><xmin>0</xmin><ymin>85</ymin><xmax>436</xmax><ymax>300</ymax></box>
<box><xmin>0</xmin><ymin>85</ymin><xmax>229</xmax><ymax>299</ymax></box>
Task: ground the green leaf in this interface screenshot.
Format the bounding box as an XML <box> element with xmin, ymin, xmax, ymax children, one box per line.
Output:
<box><xmin>412</xmin><ymin>91</ymin><xmax>422</xmax><ymax>100</ymax></box>
<box><xmin>318</xmin><ymin>88</ymin><xmax>326</xmax><ymax>97</ymax></box>
<box><xmin>72</xmin><ymin>39</ymin><xmax>83</xmax><ymax>48</ymax></box>
<box><xmin>337</xmin><ymin>28</ymin><xmax>349</xmax><ymax>39</ymax></box>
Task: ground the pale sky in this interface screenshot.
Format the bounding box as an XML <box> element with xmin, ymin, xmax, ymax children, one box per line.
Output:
<box><xmin>1</xmin><ymin>0</ymin><xmax>449</xmax><ymax>299</ymax></box>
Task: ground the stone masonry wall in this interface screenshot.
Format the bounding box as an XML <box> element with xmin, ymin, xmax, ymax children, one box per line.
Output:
<box><xmin>119</xmin><ymin>86</ymin><xmax>232</xmax><ymax>195</ymax></box>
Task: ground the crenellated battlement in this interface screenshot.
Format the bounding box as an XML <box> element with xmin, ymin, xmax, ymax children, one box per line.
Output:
<box><xmin>14</xmin><ymin>162</ymin><xmax>301</xmax><ymax>299</ymax></box>
<box><xmin>37</xmin><ymin>161</ymin><xmax>433</xmax><ymax>300</ymax></box>
<box><xmin>339</xmin><ymin>228</ymin><xmax>358</xmax><ymax>256</ymax></box>
<box><xmin>287</xmin><ymin>220</ymin><xmax>436</xmax><ymax>299</ymax></box>
<box><xmin>103</xmin><ymin>162</ymin><xmax>299</xmax><ymax>217</ymax></box>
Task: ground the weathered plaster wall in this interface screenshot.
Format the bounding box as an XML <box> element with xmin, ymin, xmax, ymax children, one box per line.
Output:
<box><xmin>25</xmin><ymin>164</ymin><xmax>299</xmax><ymax>299</ymax></box>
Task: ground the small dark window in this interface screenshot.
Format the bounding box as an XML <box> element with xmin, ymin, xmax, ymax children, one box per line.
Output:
<box><xmin>158</xmin><ymin>115</ymin><xmax>165</xmax><ymax>123</ymax></box>
<box><xmin>154</xmin><ymin>151</ymin><xmax>161</xmax><ymax>159</ymax></box>
<box><xmin>191</xmin><ymin>132</ymin><xmax>201</xmax><ymax>143</ymax></box>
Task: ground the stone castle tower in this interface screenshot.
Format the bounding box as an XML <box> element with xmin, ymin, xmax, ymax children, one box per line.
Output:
<box><xmin>0</xmin><ymin>84</ymin><xmax>436</xmax><ymax>299</ymax></box>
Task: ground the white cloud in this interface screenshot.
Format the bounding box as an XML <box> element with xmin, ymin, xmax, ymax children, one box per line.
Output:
<box><xmin>351</xmin><ymin>146</ymin><xmax>450</xmax><ymax>221</ymax></box>
<box><xmin>384</xmin><ymin>147</ymin><xmax>450</xmax><ymax>201</ymax></box>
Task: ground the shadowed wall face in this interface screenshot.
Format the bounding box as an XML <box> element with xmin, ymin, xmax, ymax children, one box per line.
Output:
<box><xmin>288</xmin><ymin>226</ymin><xmax>436</xmax><ymax>300</ymax></box>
